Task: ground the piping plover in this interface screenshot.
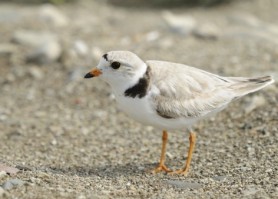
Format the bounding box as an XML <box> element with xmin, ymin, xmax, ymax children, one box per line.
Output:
<box><xmin>84</xmin><ymin>51</ymin><xmax>274</xmax><ymax>176</ymax></box>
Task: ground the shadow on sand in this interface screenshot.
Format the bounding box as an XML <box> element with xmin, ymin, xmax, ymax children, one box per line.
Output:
<box><xmin>39</xmin><ymin>163</ymin><xmax>158</xmax><ymax>178</ymax></box>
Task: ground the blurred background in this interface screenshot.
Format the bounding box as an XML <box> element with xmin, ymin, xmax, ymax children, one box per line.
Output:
<box><xmin>0</xmin><ymin>0</ymin><xmax>277</xmax><ymax>198</ymax></box>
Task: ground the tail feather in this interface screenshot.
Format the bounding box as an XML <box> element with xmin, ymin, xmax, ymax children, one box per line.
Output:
<box><xmin>248</xmin><ymin>76</ymin><xmax>273</xmax><ymax>84</ymax></box>
<box><xmin>227</xmin><ymin>75</ymin><xmax>274</xmax><ymax>97</ymax></box>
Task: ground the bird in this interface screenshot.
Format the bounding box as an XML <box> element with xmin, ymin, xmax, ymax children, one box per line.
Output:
<box><xmin>84</xmin><ymin>51</ymin><xmax>274</xmax><ymax>176</ymax></box>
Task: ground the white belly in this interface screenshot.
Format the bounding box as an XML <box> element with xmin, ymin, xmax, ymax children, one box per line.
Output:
<box><xmin>115</xmin><ymin>94</ymin><xmax>199</xmax><ymax>131</ymax></box>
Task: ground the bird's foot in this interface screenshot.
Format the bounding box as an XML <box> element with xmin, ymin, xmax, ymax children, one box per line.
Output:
<box><xmin>169</xmin><ymin>167</ymin><xmax>189</xmax><ymax>176</ymax></box>
<box><xmin>151</xmin><ymin>164</ymin><xmax>172</xmax><ymax>174</ymax></box>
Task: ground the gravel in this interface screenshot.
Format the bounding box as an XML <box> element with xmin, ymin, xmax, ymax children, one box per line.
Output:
<box><xmin>0</xmin><ymin>0</ymin><xmax>277</xmax><ymax>198</ymax></box>
<box><xmin>1</xmin><ymin>179</ymin><xmax>24</xmax><ymax>190</ymax></box>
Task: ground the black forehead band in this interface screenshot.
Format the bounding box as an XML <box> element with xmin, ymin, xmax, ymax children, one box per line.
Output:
<box><xmin>103</xmin><ymin>54</ymin><xmax>108</xmax><ymax>61</ymax></box>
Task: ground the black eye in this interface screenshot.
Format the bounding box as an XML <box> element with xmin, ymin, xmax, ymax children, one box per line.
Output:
<box><xmin>111</xmin><ymin>61</ymin><xmax>121</xmax><ymax>69</ymax></box>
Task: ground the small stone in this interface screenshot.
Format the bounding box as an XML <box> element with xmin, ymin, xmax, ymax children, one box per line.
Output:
<box><xmin>12</xmin><ymin>30</ymin><xmax>56</xmax><ymax>47</ymax></box>
<box><xmin>265</xmin><ymin>168</ymin><xmax>272</xmax><ymax>173</ymax></box>
<box><xmin>244</xmin><ymin>95</ymin><xmax>266</xmax><ymax>115</ymax></box>
<box><xmin>137</xmin><ymin>166</ymin><xmax>145</xmax><ymax>171</ymax></box>
<box><xmin>28</xmin><ymin>67</ymin><xmax>44</xmax><ymax>80</ymax></box>
<box><xmin>213</xmin><ymin>176</ymin><xmax>227</xmax><ymax>182</ymax></box>
<box><xmin>73</xmin><ymin>40</ymin><xmax>88</xmax><ymax>56</ymax></box>
<box><xmin>145</xmin><ymin>31</ymin><xmax>160</xmax><ymax>42</ymax></box>
<box><xmin>27</xmin><ymin>40</ymin><xmax>62</xmax><ymax>64</ymax></box>
<box><xmin>0</xmin><ymin>164</ymin><xmax>19</xmax><ymax>175</ymax></box>
<box><xmin>1</xmin><ymin>179</ymin><xmax>24</xmax><ymax>190</ymax></box>
<box><xmin>193</xmin><ymin>23</ymin><xmax>220</xmax><ymax>40</ymax></box>
<box><xmin>166</xmin><ymin>180</ymin><xmax>202</xmax><ymax>189</ymax></box>
<box><xmin>0</xmin><ymin>171</ymin><xmax>7</xmax><ymax>179</ymax></box>
<box><xmin>51</xmin><ymin>139</ymin><xmax>57</xmax><ymax>145</ymax></box>
<box><xmin>37</xmin><ymin>172</ymin><xmax>51</xmax><ymax>180</ymax></box>
<box><xmin>77</xmin><ymin>195</ymin><xmax>86</xmax><ymax>199</ymax></box>
<box><xmin>162</xmin><ymin>11</ymin><xmax>196</xmax><ymax>36</ymax></box>
<box><xmin>91</xmin><ymin>110</ymin><xmax>107</xmax><ymax>119</ymax></box>
<box><xmin>166</xmin><ymin>152</ymin><xmax>173</xmax><ymax>159</ymax></box>
<box><xmin>0</xmin><ymin>114</ymin><xmax>8</xmax><ymax>121</ymax></box>
<box><xmin>242</xmin><ymin>185</ymin><xmax>259</xmax><ymax>196</ymax></box>
<box><xmin>39</xmin><ymin>4</ymin><xmax>68</xmax><ymax>27</ymax></box>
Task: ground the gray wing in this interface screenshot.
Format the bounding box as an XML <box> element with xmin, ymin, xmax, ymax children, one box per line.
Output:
<box><xmin>147</xmin><ymin>60</ymin><xmax>235</xmax><ymax>119</ymax></box>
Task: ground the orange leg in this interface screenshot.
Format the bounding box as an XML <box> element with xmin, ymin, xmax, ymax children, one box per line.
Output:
<box><xmin>170</xmin><ymin>132</ymin><xmax>196</xmax><ymax>176</ymax></box>
<box><xmin>152</xmin><ymin>130</ymin><xmax>171</xmax><ymax>173</ymax></box>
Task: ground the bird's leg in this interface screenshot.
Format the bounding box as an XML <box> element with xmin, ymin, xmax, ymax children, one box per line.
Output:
<box><xmin>152</xmin><ymin>130</ymin><xmax>171</xmax><ymax>173</ymax></box>
<box><xmin>170</xmin><ymin>131</ymin><xmax>196</xmax><ymax>176</ymax></box>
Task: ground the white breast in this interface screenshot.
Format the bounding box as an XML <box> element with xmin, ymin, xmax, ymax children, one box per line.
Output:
<box><xmin>115</xmin><ymin>92</ymin><xmax>200</xmax><ymax>131</ymax></box>
<box><xmin>115</xmin><ymin>94</ymin><xmax>156</xmax><ymax>125</ymax></box>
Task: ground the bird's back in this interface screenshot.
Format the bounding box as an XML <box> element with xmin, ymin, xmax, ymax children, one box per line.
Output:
<box><xmin>146</xmin><ymin>60</ymin><xmax>274</xmax><ymax>123</ymax></box>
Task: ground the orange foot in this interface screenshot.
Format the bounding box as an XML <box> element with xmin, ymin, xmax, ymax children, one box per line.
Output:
<box><xmin>169</xmin><ymin>168</ymin><xmax>189</xmax><ymax>176</ymax></box>
<box><xmin>152</xmin><ymin>164</ymin><xmax>172</xmax><ymax>174</ymax></box>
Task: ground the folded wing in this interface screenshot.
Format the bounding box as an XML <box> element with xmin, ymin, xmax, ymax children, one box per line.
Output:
<box><xmin>147</xmin><ymin>60</ymin><xmax>273</xmax><ymax>119</ymax></box>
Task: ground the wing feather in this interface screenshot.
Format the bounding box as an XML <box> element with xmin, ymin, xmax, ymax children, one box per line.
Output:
<box><xmin>147</xmin><ymin>60</ymin><xmax>234</xmax><ymax>119</ymax></box>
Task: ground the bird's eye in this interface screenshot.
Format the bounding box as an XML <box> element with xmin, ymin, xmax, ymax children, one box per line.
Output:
<box><xmin>111</xmin><ymin>61</ymin><xmax>121</xmax><ymax>69</ymax></box>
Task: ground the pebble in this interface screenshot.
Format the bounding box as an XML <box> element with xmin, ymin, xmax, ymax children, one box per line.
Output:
<box><xmin>166</xmin><ymin>180</ymin><xmax>202</xmax><ymax>189</ymax></box>
<box><xmin>28</xmin><ymin>67</ymin><xmax>44</xmax><ymax>80</ymax></box>
<box><xmin>265</xmin><ymin>168</ymin><xmax>272</xmax><ymax>173</ymax></box>
<box><xmin>12</xmin><ymin>30</ymin><xmax>62</xmax><ymax>64</ymax></box>
<box><xmin>27</xmin><ymin>40</ymin><xmax>62</xmax><ymax>64</ymax></box>
<box><xmin>212</xmin><ymin>176</ymin><xmax>227</xmax><ymax>182</ymax></box>
<box><xmin>193</xmin><ymin>23</ymin><xmax>220</xmax><ymax>40</ymax></box>
<box><xmin>0</xmin><ymin>171</ymin><xmax>7</xmax><ymax>179</ymax></box>
<box><xmin>0</xmin><ymin>164</ymin><xmax>19</xmax><ymax>175</ymax></box>
<box><xmin>73</xmin><ymin>40</ymin><xmax>89</xmax><ymax>56</ymax></box>
<box><xmin>12</xmin><ymin>30</ymin><xmax>57</xmax><ymax>47</ymax></box>
<box><xmin>39</xmin><ymin>4</ymin><xmax>69</xmax><ymax>27</ymax></box>
<box><xmin>91</xmin><ymin>110</ymin><xmax>108</xmax><ymax>119</ymax></box>
<box><xmin>1</xmin><ymin>179</ymin><xmax>24</xmax><ymax>190</ymax></box>
<box><xmin>244</xmin><ymin>95</ymin><xmax>266</xmax><ymax>115</ymax></box>
<box><xmin>242</xmin><ymin>185</ymin><xmax>259</xmax><ymax>196</ymax></box>
<box><xmin>145</xmin><ymin>31</ymin><xmax>160</xmax><ymax>42</ymax></box>
<box><xmin>162</xmin><ymin>11</ymin><xmax>196</xmax><ymax>35</ymax></box>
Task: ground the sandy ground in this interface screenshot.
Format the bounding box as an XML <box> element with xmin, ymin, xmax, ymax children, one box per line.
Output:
<box><xmin>0</xmin><ymin>0</ymin><xmax>278</xmax><ymax>198</ymax></box>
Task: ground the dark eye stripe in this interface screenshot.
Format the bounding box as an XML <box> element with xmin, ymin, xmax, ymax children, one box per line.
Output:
<box><xmin>111</xmin><ymin>62</ymin><xmax>121</xmax><ymax>69</ymax></box>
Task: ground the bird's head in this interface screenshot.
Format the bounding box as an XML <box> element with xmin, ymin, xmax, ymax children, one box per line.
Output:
<box><xmin>84</xmin><ymin>51</ymin><xmax>147</xmax><ymax>90</ymax></box>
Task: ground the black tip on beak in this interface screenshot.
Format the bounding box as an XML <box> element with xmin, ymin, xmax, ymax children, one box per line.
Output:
<box><xmin>84</xmin><ymin>72</ymin><xmax>94</xmax><ymax>79</ymax></box>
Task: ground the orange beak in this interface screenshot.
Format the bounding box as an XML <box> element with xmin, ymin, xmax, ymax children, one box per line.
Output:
<box><xmin>84</xmin><ymin>68</ymin><xmax>102</xmax><ymax>78</ymax></box>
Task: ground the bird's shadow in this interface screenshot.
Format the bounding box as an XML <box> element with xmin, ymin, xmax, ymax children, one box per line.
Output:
<box><xmin>40</xmin><ymin>162</ymin><xmax>158</xmax><ymax>178</ymax></box>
